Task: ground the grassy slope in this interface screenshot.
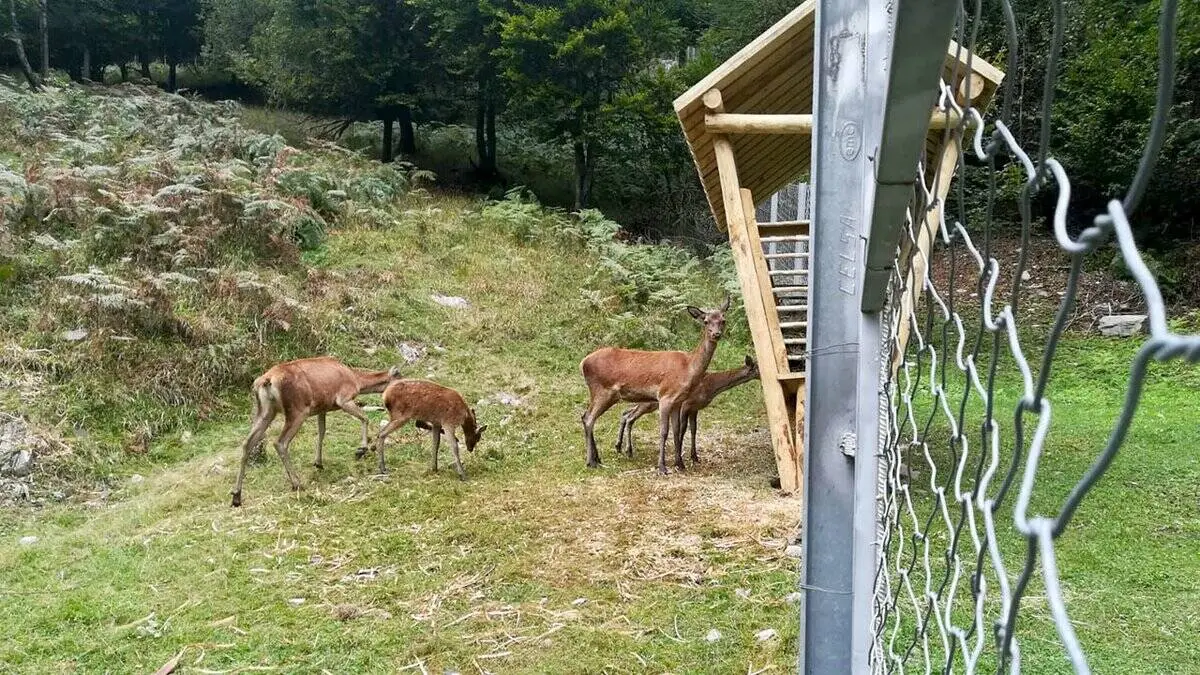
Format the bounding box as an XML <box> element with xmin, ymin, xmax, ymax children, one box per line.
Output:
<box><xmin>1</xmin><ymin>87</ymin><xmax>1198</xmax><ymax>674</ymax></box>
<box><xmin>0</xmin><ymin>192</ymin><xmax>802</xmax><ymax>673</ymax></box>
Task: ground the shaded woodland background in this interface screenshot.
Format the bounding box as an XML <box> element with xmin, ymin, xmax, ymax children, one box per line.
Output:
<box><xmin>2</xmin><ymin>0</ymin><xmax>1198</xmax><ymax>284</ymax></box>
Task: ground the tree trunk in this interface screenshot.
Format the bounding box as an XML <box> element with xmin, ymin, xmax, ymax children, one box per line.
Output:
<box><xmin>7</xmin><ymin>0</ymin><xmax>40</xmax><ymax>91</ymax></box>
<box><xmin>474</xmin><ymin>98</ymin><xmax>486</xmax><ymax>173</ymax></box>
<box><xmin>381</xmin><ymin>116</ymin><xmax>395</xmax><ymax>163</ymax></box>
<box><xmin>37</xmin><ymin>0</ymin><xmax>47</xmax><ymax>78</ymax></box>
<box><xmin>139</xmin><ymin>54</ymin><xmax>151</xmax><ymax>79</ymax></box>
<box><xmin>81</xmin><ymin>45</ymin><xmax>91</xmax><ymax>82</ymax></box>
<box><xmin>484</xmin><ymin>99</ymin><xmax>497</xmax><ymax>179</ymax></box>
<box><xmin>573</xmin><ymin>138</ymin><xmax>594</xmax><ymax>211</ymax></box>
<box><xmin>119</xmin><ymin>63</ymin><xmax>128</xmax><ymax>82</ymax></box>
<box><xmin>397</xmin><ymin>106</ymin><xmax>416</xmax><ymax>155</ymax></box>
<box><xmin>167</xmin><ymin>60</ymin><xmax>177</xmax><ymax>92</ymax></box>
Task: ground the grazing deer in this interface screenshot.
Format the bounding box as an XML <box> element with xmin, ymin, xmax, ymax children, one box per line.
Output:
<box><xmin>372</xmin><ymin>379</ymin><xmax>487</xmax><ymax>480</ymax></box>
<box><xmin>230</xmin><ymin>357</ymin><xmax>401</xmax><ymax>507</ymax></box>
<box><xmin>579</xmin><ymin>295</ymin><xmax>730</xmax><ymax>475</ymax></box>
<box><xmin>614</xmin><ymin>355</ymin><xmax>759</xmax><ymax>465</ymax></box>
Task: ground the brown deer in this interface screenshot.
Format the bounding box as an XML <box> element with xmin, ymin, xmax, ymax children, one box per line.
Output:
<box><xmin>579</xmin><ymin>295</ymin><xmax>730</xmax><ymax>475</ymax></box>
<box><xmin>372</xmin><ymin>379</ymin><xmax>487</xmax><ymax>480</ymax></box>
<box><xmin>614</xmin><ymin>355</ymin><xmax>759</xmax><ymax>465</ymax></box>
<box><xmin>230</xmin><ymin>357</ymin><xmax>401</xmax><ymax>507</ymax></box>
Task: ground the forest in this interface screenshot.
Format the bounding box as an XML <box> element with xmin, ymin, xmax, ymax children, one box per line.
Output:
<box><xmin>2</xmin><ymin>0</ymin><xmax>1197</xmax><ymax>251</ymax></box>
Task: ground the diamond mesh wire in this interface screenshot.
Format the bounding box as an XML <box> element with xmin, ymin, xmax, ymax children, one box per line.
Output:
<box><xmin>868</xmin><ymin>0</ymin><xmax>1192</xmax><ymax>673</ymax></box>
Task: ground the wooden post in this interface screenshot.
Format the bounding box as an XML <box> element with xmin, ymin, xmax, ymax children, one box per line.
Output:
<box><xmin>706</xmin><ymin>88</ymin><xmax>802</xmax><ymax>494</ymax></box>
<box><xmin>890</xmin><ymin>135</ymin><xmax>961</xmax><ymax>377</ymax></box>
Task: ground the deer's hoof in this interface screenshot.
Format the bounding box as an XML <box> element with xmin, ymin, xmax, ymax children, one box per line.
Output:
<box><xmin>313</xmin><ymin>462</ymin><xmax>324</xmax><ymax>470</ymax></box>
<box><xmin>354</xmin><ymin>446</ymin><xmax>369</xmax><ymax>460</ymax></box>
<box><xmin>456</xmin><ymin>472</ymin><xmax>467</xmax><ymax>482</ymax></box>
<box><xmin>230</xmin><ymin>491</ymin><xmax>242</xmax><ymax>507</ymax></box>
<box><xmin>586</xmin><ymin>460</ymin><xmax>601</xmax><ymax>469</ymax></box>
<box><xmin>658</xmin><ymin>465</ymin><xmax>669</xmax><ymax>476</ymax></box>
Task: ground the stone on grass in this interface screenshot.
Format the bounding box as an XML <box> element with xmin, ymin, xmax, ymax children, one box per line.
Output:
<box><xmin>705</xmin><ymin>628</ymin><xmax>722</xmax><ymax>643</ymax></box>
<box><xmin>1097</xmin><ymin>315</ymin><xmax>1147</xmax><ymax>337</ymax></box>
<box><xmin>430</xmin><ymin>293</ymin><xmax>470</xmax><ymax>309</ymax></box>
<box><xmin>756</xmin><ymin>628</ymin><xmax>778</xmax><ymax>642</ymax></box>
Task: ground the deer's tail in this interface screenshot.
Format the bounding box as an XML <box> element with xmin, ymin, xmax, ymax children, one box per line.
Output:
<box><xmin>250</xmin><ymin>376</ymin><xmax>281</xmax><ymax>422</ymax></box>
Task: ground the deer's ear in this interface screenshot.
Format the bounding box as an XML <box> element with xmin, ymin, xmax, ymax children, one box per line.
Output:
<box><xmin>477</xmin><ymin>425</ymin><xmax>488</xmax><ymax>435</ymax></box>
<box><xmin>389</xmin><ymin>366</ymin><xmax>402</xmax><ymax>378</ymax></box>
<box><xmin>745</xmin><ymin>355</ymin><xmax>755</xmax><ymax>367</ymax></box>
<box><xmin>687</xmin><ymin>306</ymin><xmax>705</xmax><ymax>321</ymax></box>
<box><xmin>720</xmin><ymin>293</ymin><xmax>731</xmax><ymax>311</ymax></box>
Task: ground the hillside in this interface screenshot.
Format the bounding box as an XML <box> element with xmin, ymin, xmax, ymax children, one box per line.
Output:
<box><xmin>3</xmin><ymin>80</ymin><xmax>1200</xmax><ymax>674</ymax></box>
<box><xmin>0</xmin><ymin>81</ymin><xmax>804</xmax><ymax>672</ymax></box>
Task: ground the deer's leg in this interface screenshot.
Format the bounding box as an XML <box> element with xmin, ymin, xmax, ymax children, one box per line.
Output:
<box><xmin>313</xmin><ymin>412</ymin><xmax>326</xmax><ymax>469</ymax></box>
<box><xmin>449</xmin><ymin>430</ymin><xmax>466</xmax><ymax>481</ymax></box>
<box><xmin>430</xmin><ymin>424</ymin><xmax>441</xmax><ymax>472</ymax></box>
<box><xmin>335</xmin><ymin>399</ymin><xmax>371</xmax><ymax>459</ymax></box>
<box><xmin>672</xmin><ymin>406</ymin><xmax>687</xmax><ymax>472</ymax></box>
<box><xmin>631</xmin><ymin>402</ymin><xmax>657</xmax><ymax>457</ymax></box>
<box><xmin>614</xmin><ymin>407</ymin><xmax>630</xmax><ymax>452</ymax></box>
<box><xmin>274</xmin><ymin>412</ymin><xmax>306</xmax><ymax>492</ymax></box>
<box><xmin>582</xmin><ymin>387</ymin><xmax>618</xmax><ymax>469</ymax></box>
<box><xmin>375</xmin><ymin>415</ymin><xmax>408</xmax><ymax>475</ymax></box>
<box><xmin>232</xmin><ymin>407</ymin><xmax>275</xmax><ymax>507</ymax></box>
<box><xmin>655</xmin><ymin>399</ymin><xmax>677</xmax><ymax>476</ymax></box>
<box><xmin>688</xmin><ymin>412</ymin><xmax>699</xmax><ymax>465</ymax></box>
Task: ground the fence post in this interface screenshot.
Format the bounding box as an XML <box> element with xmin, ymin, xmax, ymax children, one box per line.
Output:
<box><xmin>801</xmin><ymin>0</ymin><xmax>888</xmax><ymax>672</ymax></box>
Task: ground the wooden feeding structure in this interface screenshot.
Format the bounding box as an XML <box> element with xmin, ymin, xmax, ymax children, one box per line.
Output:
<box><xmin>673</xmin><ymin>1</ymin><xmax>1004</xmax><ymax>494</ymax></box>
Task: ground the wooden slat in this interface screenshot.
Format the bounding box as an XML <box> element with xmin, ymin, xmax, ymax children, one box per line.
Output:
<box><xmin>711</xmin><ymin>134</ymin><xmax>801</xmax><ymax>494</ymax></box>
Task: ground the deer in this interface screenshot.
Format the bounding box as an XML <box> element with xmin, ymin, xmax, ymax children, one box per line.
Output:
<box><xmin>230</xmin><ymin>357</ymin><xmax>402</xmax><ymax>507</ymax></box>
<box><xmin>614</xmin><ymin>355</ymin><xmax>759</xmax><ymax>466</ymax></box>
<box><xmin>579</xmin><ymin>295</ymin><xmax>730</xmax><ymax>475</ymax></box>
<box><xmin>372</xmin><ymin>379</ymin><xmax>487</xmax><ymax>480</ymax></box>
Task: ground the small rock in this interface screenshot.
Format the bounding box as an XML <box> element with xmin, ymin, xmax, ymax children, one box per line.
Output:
<box><xmin>130</xmin><ymin>474</ymin><xmax>144</xmax><ymax>484</ymax></box>
<box><xmin>180</xmin><ymin>431</ymin><xmax>193</xmax><ymax>444</ymax></box>
<box><xmin>398</xmin><ymin>341</ymin><xmax>427</xmax><ymax>363</ymax></box>
<box><xmin>785</xmin><ymin>592</ymin><xmax>803</xmax><ymax>604</ymax></box>
<box><xmin>756</xmin><ymin>628</ymin><xmax>778</xmax><ymax>642</ymax></box>
<box><xmin>735</xmin><ymin>588</ymin><xmax>751</xmax><ymax>599</ymax></box>
<box><xmin>784</xmin><ymin>544</ymin><xmax>802</xmax><ymax>558</ymax></box>
<box><xmin>62</xmin><ymin>328</ymin><xmax>88</xmax><ymax>342</ymax></box>
<box><xmin>288</xmin><ymin>598</ymin><xmax>305</xmax><ymax>606</ymax></box>
<box><xmin>19</xmin><ymin>535</ymin><xmax>37</xmax><ymax>546</ymax></box>
<box><xmin>1097</xmin><ymin>314</ymin><xmax>1147</xmax><ymax>338</ymax></box>
<box><xmin>705</xmin><ymin>628</ymin><xmax>722</xmax><ymax>643</ymax></box>
<box><xmin>430</xmin><ymin>293</ymin><xmax>470</xmax><ymax>309</ymax></box>
<box><xmin>571</xmin><ymin>597</ymin><xmax>588</xmax><ymax>606</ymax></box>
<box><xmin>3</xmin><ymin>448</ymin><xmax>33</xmax><ymax>477</ymax></box>
<box><xmin>1020</xmin><ymin>270</ymin><xmax>1031</xmax><ymax>282</ymax></box>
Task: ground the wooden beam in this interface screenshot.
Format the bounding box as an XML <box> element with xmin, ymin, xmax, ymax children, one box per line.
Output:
<box><xmin>891</xmin><ymin>135</ymin><xmax>961</xmax><ymax>379</ymax></box>
<box><xmin>711</xmin><ymin>127</ymin><xmax>801</xmax><ymax>495</ymax></box>
<box><xmin>705</xmin><ymin>113</ymin><xmax>814</xmax><ymax>135</ymax></box>
<box><xmin>741</xmin><ymin>188</ymin><xmax>791</xmax><ymax>375</ymax></box>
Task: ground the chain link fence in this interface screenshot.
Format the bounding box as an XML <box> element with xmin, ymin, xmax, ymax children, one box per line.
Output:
<box><xmin>866</xmin><ymin>0</ymin><xmax>1193</xmax><ymax>672</ymax></box>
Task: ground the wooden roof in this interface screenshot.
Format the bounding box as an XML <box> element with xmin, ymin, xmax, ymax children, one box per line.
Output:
<box><xmin>674</xmin><ymin>2</ymin><xmax>1005</xmax><ymax>230</ymax></box>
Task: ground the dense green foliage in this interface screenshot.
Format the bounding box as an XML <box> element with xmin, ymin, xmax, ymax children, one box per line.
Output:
<box><xmin>1</xmin><ymin>0</ymin><xmax>1196</xmax><ymax>241</ymax></box>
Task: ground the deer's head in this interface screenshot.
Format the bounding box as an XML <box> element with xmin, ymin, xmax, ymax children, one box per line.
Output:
<box><xmin>465</xmin><ymin>409</ymin><xmax>488</xmax><ymax>453</ymax></box>
<box><xmin>687</xmin><ymin>294</ymin><xmax>731</xmax><ymax>341</ymax></box>
<box><xmin>743</xmin><ymin>355</ymin><xmax>760</xmax><ymax>379</ymax></box>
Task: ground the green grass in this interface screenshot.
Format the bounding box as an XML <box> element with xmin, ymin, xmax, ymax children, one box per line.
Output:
<box><xmin>883</xmin><ymin>327</ymin><xmax>1200</xmax><ymax>673</ymax></box>
<box><xmin>3</xmin><ymin>82</ymin><xmax>1199</xmax><ymax>673</ymax></box>
<box><xmin>0</xmin><ymin>193</ymin><xmax>800</xmax><ymax>673</ymax></box>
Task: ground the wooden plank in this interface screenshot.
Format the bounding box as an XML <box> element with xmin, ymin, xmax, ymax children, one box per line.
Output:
<box><xmin>740</xmin><ymin>188</ymin><xmax>791</xmax><ymax>375</ymax></box>
<box><xmin>674</xmin><ymin>0</ymin><xmax>816</xmax><ymax>114</ymax></box>
<box><xmin>711</xmin><ymin>133</ymin><xmax>801</xmax><ymax>494</ymax></box>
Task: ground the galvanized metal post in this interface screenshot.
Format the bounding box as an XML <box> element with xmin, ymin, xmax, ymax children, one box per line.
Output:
<box><xmin>801</xmin><ymin>0</ymin><xmax>880</xmax><ymax>672</ymax></box>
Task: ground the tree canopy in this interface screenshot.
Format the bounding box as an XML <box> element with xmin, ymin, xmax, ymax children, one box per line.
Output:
<box><xmin>0</xmin><ymin>0</ymin><xmax>1194</xmax><ymax>244</ymax></box>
